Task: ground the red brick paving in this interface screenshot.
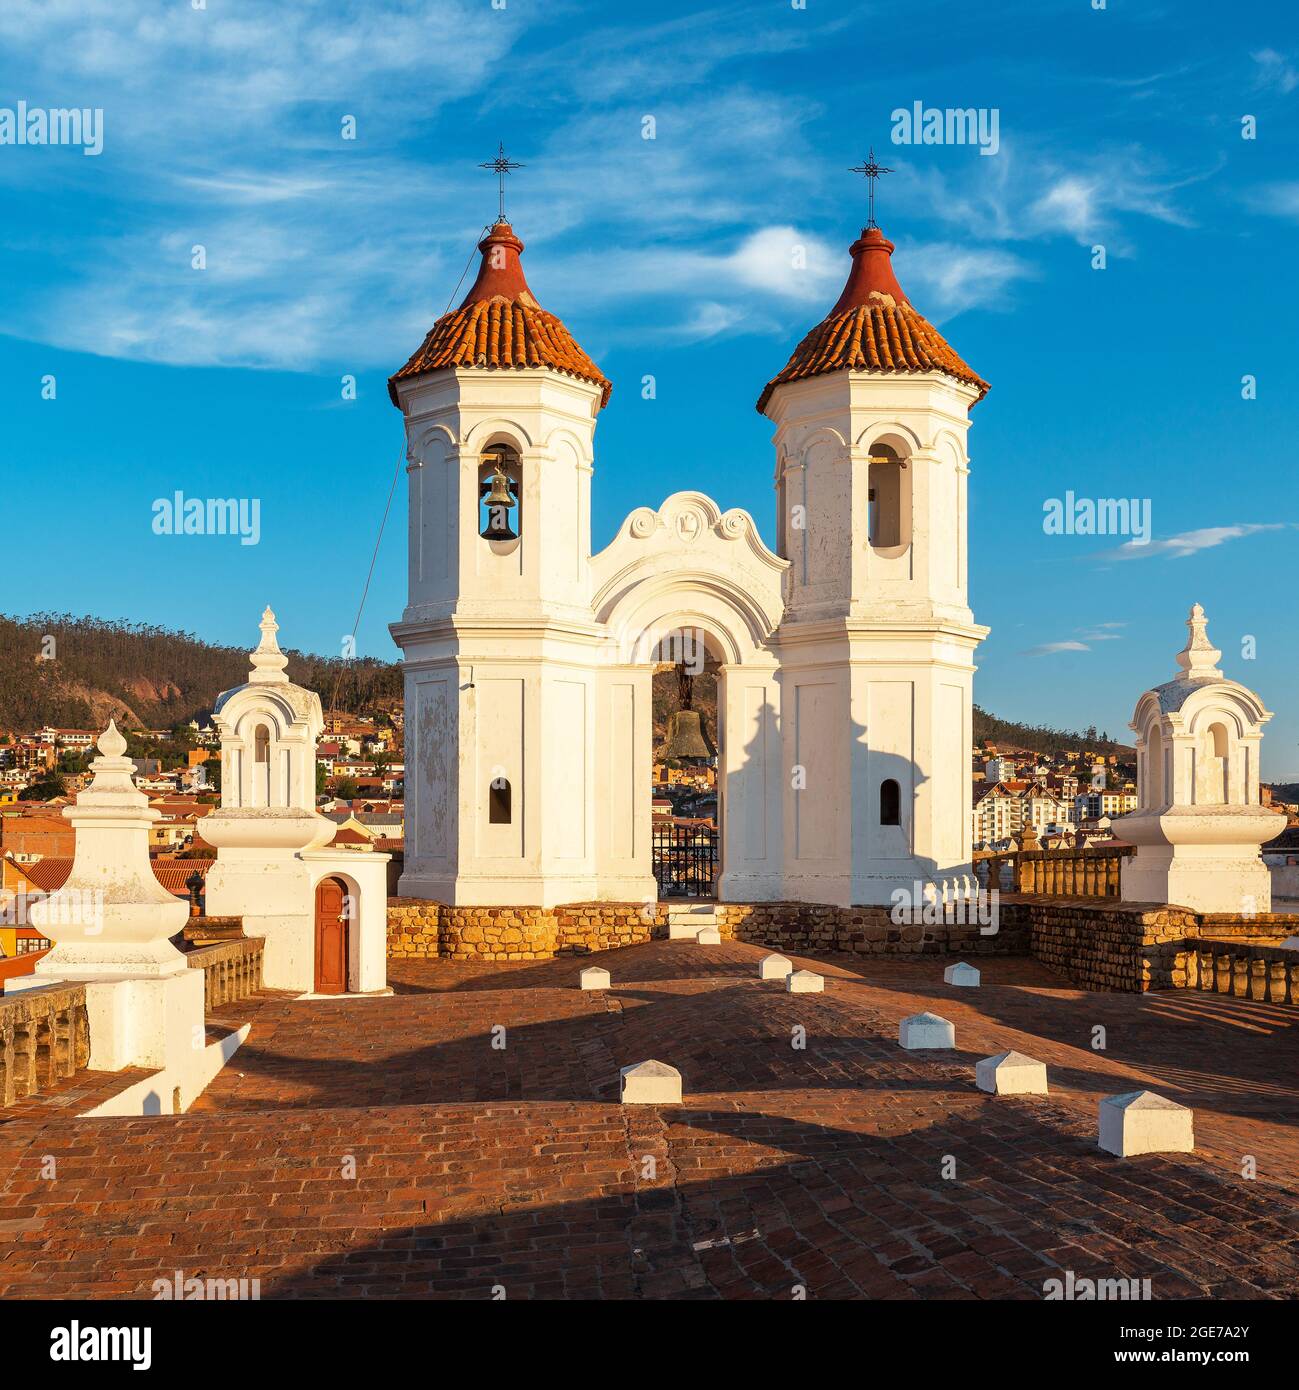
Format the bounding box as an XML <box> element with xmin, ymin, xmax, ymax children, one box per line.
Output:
<box><xmin>2</xmin><ymin>940</ymin><xmax>1298</xmax><ymax>1299</ymax></box>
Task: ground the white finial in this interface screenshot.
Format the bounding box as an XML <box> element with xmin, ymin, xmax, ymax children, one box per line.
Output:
<box><xmin>250</xmin><ymin>605</ymin><xmax>289</xmax><ymax>684</ymax></box>
<box><xmin>98</xmin><ymin>719</ymin><xmax>128</xmax><ymax>760</ymax></box>
<box><xmin>84</xmin><ymin>718</ymin><xmax>143</xmax><ymax>798</ymax></box>
<box><xmin>1174</xmin><ymin>602</ymin><xmax>1223</xmax><ymax>682</ymax></box>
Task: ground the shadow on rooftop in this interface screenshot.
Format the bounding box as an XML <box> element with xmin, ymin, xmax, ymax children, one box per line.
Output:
<box><xmin>254</xmin><ymin>1098</ymin><xmax>1299</xmax><ymax>1301</ymax></box>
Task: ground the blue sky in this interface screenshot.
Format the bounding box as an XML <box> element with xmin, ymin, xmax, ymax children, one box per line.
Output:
<box><xmin>0</xmin><ymin>0</ymin><xmax>1295</xmax><ymax>777</ymax></box>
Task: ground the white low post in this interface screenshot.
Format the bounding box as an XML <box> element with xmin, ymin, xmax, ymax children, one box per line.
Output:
<box><xmin>786</xmin><ymin>969</ymin><xmax>824</xmax><ymax>993</ymax></box>
<box><xmin>620</xmin><ymin>1060</ymin><xmax>682</xmax><ymax>1104</ymax></box>
<box><xmin>22</xmin><ymin>723</ymin><xmax>205</xmax><ymax>1092</ymax></box>
<box><xmin>758</xmin><ymin>953</ymin><xmax>792</xmax><ymax>980</ymax></box>
<box><xmin>976</xmin><ymin>1051</ymin><xmax>1048</xmax><ymax>1095</ymax></box>
<box><xmin>898</xmin><ymin>1012</ymin><xmax>956</xmax><ymax>1049</ymax></box>
<box><xmin>1098</xmin><ymin>1091</ymin><xmax>1194</xmax><ymax>1156</ymax></box>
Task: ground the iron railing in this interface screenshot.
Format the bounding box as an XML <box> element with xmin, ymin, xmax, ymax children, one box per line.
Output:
<box><xmin>653</xmin><ymin>822</ymin><xmax>718</xmax><ymax>898</ymax></box>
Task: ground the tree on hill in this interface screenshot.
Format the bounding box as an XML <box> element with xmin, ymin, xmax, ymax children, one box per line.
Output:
<box><xmin>0</xmin><ymin>612</ymin><xmax>402</xmax><ymax>730</ymax></box>
<box><xmin>20</xmin><ymin>771</ymin><xmax>66</xmax><ymax>801</ymax></box>
<box><xmin>972</xmin><ymin>706</ymin><xmax>1132</xmax><ymax>758</ymax></box>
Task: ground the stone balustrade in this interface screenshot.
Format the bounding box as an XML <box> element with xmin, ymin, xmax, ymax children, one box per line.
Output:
<box><xmin>0</xmin><ymin>983</ymin><xmax>90</xmax><ymax>1109</ymax></box>
<box><xmin>1011</xmin><ymin>897</ymin><xmax>1299</xmax><ymax>993</ymax></box>
<box><xmin>1178</xmin><ymin>939</ymin><xmax>1299</xmax><ymax>1006</ymax></box>
<box><xmin>1017</xmin><ymin>846</ymin><xmax>1131</xmax><ymax>897</ymax></box>
<box><xmin>186</xmin><ymin>938</ymin><xmax>264</xmax><ymax>1010</ymax></box>
<box><xmin>975</xmin><ymin>846</ymin><xmax>1132</xmax><ymax>899</ymax></box>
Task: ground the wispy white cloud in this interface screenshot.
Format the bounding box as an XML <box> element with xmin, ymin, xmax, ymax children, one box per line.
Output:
<box><xmin>663</xmin><ymin>301</ymin><xmax>748</xmax><ymax>343</ymax></box>
<box><xmin>1021</xmin><ymin>640</ymin><xmax>1091</xmax><ymax>656</ymax></box>
<box><xmin>1103</xmin><ymin>523</ymin><xmax>1290</xmax><ymax>561</ymax></box>
<box><xmin>1021</xmin><ymin>618</ymin><xmax>1126</xmax><ymax>656</ymax></box>
<box><xmin>1243</xmin><ymin>181</ymin><xmax>1299</xmax><ymax>222</ymax></box>
<box><xmin>0</xmin><ymin>0</ymin><xmax>1221</xmax><ymax>372</ymax></box>
<box><xmin>901</xmin><ymin>142</ymin><xmax>1199</xmax><ymax>250</ymax></box>
<box><xmin>1252</xmin><ymin>48</ymin><xmax>1299</xmax><ymax>94</ymax></box>
<box><xmin>899</xmin><ymin>242</ymin><xmax>1036</xmax><ymax>315</ymax></box>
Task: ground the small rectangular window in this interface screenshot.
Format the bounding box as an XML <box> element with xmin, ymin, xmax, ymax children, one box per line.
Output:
<box><xmin>489</xmin><ymin>778</ymin><xmax>512</xmax><ymax>824</ymax></box>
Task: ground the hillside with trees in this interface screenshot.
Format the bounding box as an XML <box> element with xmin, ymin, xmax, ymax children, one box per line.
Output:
<box><xmin>973</xmin><ymin>705</ymin><xmax>1133</xmax><ymax>757</ymax></box>
<box><xmin>0</xmin><ymin>613</ymin><xmax>1163</xmax><ymax>766</ymax></box>
<box><xmin>0</xmin><ymin>613</ymin><xmax>401</xmax><ymax>730</ymax></box>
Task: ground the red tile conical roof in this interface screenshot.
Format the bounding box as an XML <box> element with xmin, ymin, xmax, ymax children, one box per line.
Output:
<box><xmin>389</xmin><ymin>221</ymin><xmax>612</xmax><ymax>408</ymax></box>
<box><xmin>756</xmin><ymin>225</ymin><xmax>988</xmax><ymax>413</ymax></box>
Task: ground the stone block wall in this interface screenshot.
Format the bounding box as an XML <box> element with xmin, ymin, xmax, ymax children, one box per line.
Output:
<box><xmin>386</xmin><ymin>894</ymin><xmax>1299</xmax><ymax>992</ymax></box>
<box><xmin>555</xmin><ymin>903</ymin><xmax>666</xmax><ymax>954</ymax></box>
<box><xmin>387</xmin><ymin>898</ymin><xmax>1021</xmax><ymax>960</ymax></box>
<box><xmin>1015</xmin><ymin>897</ymin><xmax>1299</xmax><ymax>993</ymax></box>
<box><xmin>387</xmin><ymin>900</ymin><xmax>668</xmax><ymax>961</ymax></box>
<box><xmin>715</xmin><ymin>903</ymin><xmax>1027</xmax><ymax>956</ymax></box>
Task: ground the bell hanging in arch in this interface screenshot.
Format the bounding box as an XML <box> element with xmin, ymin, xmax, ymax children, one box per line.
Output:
<box><xmin>480</xmin><ymin>457</ymin><xmax>517</xmax><ymax>540</ymax></box>
<box><xmin>658</xmin><ymin>658</ymin><xmax>714</xmax><ymax>762</ymax></box>
<box><xmin>659</xmin><ymin>708</ymin><xmax>712</xmax><ymax>762</ymax></box>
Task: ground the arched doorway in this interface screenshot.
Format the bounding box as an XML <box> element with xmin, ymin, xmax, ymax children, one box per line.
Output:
<box><xmin>313</xmin><ymin>877</ymin><xmax>350</xmax><ymax>994</ymax></box>
<box><xmin>651</xmin><ymin>631</ymin><xmax>722</xmax><ymax>898</ymax></box>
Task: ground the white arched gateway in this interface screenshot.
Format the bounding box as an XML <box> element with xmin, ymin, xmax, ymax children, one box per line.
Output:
<box><xmin>390</xmin><ymin>211</ymin><xmax>988</xmax><ymax>909</ymax></box>
<box><xmin>590</xmin><ymin>492</ymin><xmax>787</xmax><ymax>902</ymax></box>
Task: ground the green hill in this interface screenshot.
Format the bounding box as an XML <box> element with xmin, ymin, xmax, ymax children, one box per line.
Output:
<box><xmin>973</xmin><ymin>705</ymin><xmax>1133</xmax><ymax>758</ymax></box>
<box><xmin>0</xmin><ymin>612</ymin><xmax>1147</xmax><ymax>761</ymax></box>
<box><xmin>0</xmin><ymin>613</ymin><xmax>401</xmax><ymax>731</ymax></box>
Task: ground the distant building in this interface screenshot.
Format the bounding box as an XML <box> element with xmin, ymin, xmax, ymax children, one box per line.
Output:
<box><xmin>0</xmin><ymin>814</ymin><xmax>76</xmax><ymax>863</ymax></box>
<box><xmin>984</xmin><ymin>756</ymin><xmax>1017</xmax><ymax>783</ymax></box>
<box><xmin>1074</xmin><ymin>788</ymin><xmax>1137</xmax><ymax>821</ymax></box>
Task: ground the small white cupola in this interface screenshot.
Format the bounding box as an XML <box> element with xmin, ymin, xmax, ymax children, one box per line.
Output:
<box><xmin>202</xmin><ymin>608</ymin><xmax>335</xmax><ymax>851</ymax></box>
<box><xmin>1117</xmin><ymin>604</ymin><xmax>1284</xmax><ymax>913</ymax></box>
<box><xmin>1130</xmin><ymin>603</ymin><xmax>1271</xmax><ymax>811</ymax></box>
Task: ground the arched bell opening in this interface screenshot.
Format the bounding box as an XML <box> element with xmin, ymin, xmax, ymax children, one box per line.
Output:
<box><xmin>866</xmin><ymin>440</ymin><xmax>912</xmax><ymax>556</ymax></box>
<box><xmin>479</xmin><ymin>442</ymin><xmax>521</xmax><ymax>550</ymax></box>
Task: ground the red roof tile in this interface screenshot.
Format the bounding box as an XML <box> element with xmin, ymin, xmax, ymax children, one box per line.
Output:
<box><xmin>12</xmin><ymin>857</ymin><xmax>208</xmax><ymax>896</ymax></box>
<box><xmin>757</xmin><ymin>225</ymin><xmax>988</xmax><ymax>413</ymax></box>
<box><xmin>389</xmin><ymin>221</ymin><xmax>612</xmax><ymax>408</ymax></box>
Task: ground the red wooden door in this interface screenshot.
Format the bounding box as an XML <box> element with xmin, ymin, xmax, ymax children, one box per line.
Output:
<box><xmin>314</xmin><ymin>878</ymin><xmax>349</xmax><ymax>995</ymax></box>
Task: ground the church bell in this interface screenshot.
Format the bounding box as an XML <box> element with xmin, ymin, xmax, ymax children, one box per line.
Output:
<box><xmin>659</xmin><ymin>708</ymin><xmax>712</xmax><ymax>762</ymax></box>
<box><xmin>480</xmin><ymin>457</ymin><xmax>517</xmax><ymax>540</ymax></box>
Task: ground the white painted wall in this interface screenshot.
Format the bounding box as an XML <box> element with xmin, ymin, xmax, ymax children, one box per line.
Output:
<box><xmin>393</xmin><ymin>360</ymin><xmax>986</xmax><ymax>910</ymax></box>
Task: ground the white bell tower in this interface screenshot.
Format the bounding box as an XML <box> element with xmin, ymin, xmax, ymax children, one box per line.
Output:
<box><xmin>759</xmin><ymin>219</ymin><xmax>990</xmax><ymax>907</ymax></box>
<box><xmin>389</xmin><ymin>217</ymin><xmax>618</xmax><ymax>906</ymax></box>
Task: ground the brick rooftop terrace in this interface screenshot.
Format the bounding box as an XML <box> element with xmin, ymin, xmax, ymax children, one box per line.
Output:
<box><xmin>3</xmin><ymin>940</ymin><xmax>1298</xmax><ymax>1299</ymax></box>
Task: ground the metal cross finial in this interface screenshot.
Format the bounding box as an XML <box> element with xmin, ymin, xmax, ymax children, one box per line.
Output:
<box><xmin>478</xmin><ymin>141</ymin><xmax>525</xmax><ymax>222</ymax></box>
<box><xmin>848</xmin><ymin>146</ymin><xmax>893</xmax><ymax>229</ymax></box>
